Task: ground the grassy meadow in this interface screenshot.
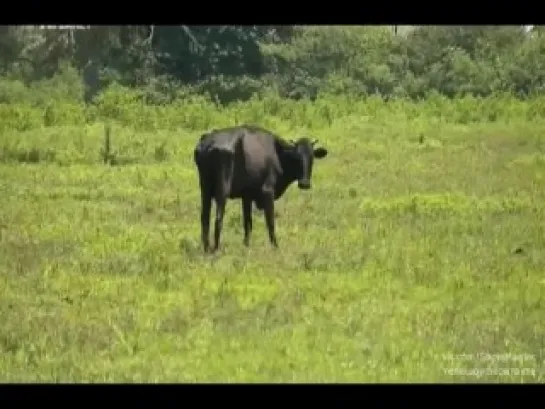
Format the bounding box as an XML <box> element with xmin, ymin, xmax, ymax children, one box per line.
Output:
<box><xmin>1</xmin><ymin>94</ymin><xmax>545</xmax><ymax>382</ymax></box>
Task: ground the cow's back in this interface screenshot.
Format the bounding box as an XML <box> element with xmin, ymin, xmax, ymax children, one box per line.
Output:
<box><xmin>195</xmin><ymin>125</ymin><xmax>283</xmax><ymax>197</ymax></box>
<box><xmin>220</xmin><ymin>130</ymin><xmax>274</xmax><ymax>196</ymax></box>
<box><xmin>195</xmin><ymin>130</ymin><xmax>241</xmax><ymax>158</ymax></box>
<box><xmin>240</xmin><ymin>131</ymin><xmax>280</xmax><ymax>177</ymax></box>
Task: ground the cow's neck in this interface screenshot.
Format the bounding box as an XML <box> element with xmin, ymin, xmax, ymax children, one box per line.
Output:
<box><xmin>274</xmin><ymin>150</ymin><xmax>299</xmax><ymax>199</ymax></box>
<box><xmin>274</xmin><ymin>173</ymin><xmax>297</xmax><ymax>199</ymax></box>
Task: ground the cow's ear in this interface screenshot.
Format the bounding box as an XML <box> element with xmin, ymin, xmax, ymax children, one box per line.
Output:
<box><xmin>314</xmin><ymin>147</ymin><xmax>328</xmax><ymax>159</ymax></box>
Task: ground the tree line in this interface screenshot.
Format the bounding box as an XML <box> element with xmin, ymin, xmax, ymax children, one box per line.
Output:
<box><xmin>0</xmin><ymin>25</ymin><xmax>543</xmax><ymax>105</ymax></box>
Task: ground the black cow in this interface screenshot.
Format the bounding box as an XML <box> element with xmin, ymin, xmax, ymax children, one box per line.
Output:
<box><xmin>194</xmin><ymin>124</ymin><xmax>328</xmax><ymax>252</ymax></box>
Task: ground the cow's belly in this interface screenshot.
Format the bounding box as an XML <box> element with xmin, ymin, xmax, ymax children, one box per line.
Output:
<box><xmin>228</xmin><ymin>182</ymin><xmax>266</xmax><ymax>209</ymax></box>
<box><xmin>228</xmin><ymin>167</ymin><xmax>266</xmax><ymax>198</ymax></box>
<box><xmin>228</xmin><ymin>186</ymin><xmax>261</xmax><ymax>200</ymax></box>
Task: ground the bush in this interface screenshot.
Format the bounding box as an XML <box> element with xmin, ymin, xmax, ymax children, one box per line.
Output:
<box><xmin>0</xmin><ymin>81</ymin><xmax>544</xmax><ymax>138</ymax></box>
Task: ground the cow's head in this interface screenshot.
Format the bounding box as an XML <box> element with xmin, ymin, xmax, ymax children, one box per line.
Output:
<box><xmin>287</xmin><ymin>137</ymin><xmax>328</xmax><ymax>190</ymax></box>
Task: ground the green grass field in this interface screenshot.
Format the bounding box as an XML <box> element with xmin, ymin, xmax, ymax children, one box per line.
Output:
<box><xmin>1</xmin><ymin>105</ymin><xmax>545</xmax><ymax>382</ymax></box>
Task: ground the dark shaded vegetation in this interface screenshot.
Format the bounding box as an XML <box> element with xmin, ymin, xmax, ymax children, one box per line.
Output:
<box><xmin>0</xmin><ymin>25</ymin><xmax>543</xmax><ymax>106</ymax></box>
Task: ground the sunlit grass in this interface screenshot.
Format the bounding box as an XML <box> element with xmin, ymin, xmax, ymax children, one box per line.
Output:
<box><xmin>1</xmin><ymin>98</ymin><xmax>545</xmax><ymax>382</ymax></box>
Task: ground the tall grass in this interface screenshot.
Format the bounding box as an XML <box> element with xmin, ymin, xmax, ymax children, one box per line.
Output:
<box><xmin>2</xmin><ymin>88</ymin><xmax>545</xmax><ymax>166</ymax></box>
<box><xmin>1</xmin><ymin>88</ymin><xmax>545</xmax><ymax>134</ymax></box>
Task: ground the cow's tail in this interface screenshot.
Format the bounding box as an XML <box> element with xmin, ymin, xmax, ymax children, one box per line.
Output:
<box><xmin>194</xmin><ymin>133</ymin><xmax>209</xmax><ymax>167</ymax></box>
<box><xmin>194</xmin><ymin>146</ymin><xmax>201</xmax><ymax>167</ymax></box>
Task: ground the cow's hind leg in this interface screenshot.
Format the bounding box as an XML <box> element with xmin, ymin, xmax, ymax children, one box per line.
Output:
<box><xmin>200</xmin><ymin>191</ymin><xmax>212</xmax><ymax>252</ymax></box>
<box><xmin>213</xmin><ymin>196</ymin><xmax>226</xmax><ymax>252</ymax></box>
<box><xmin>212</xmin><ymin>151</ymin><xmax>235</xmax><ymax>252</ymax></box>
<box><xmin>198</xmin><ymin>171</ymin><xmax>213</xmax><ymax>253</ymax></box>
<box><xmin>262</xmin><ymin>188</ymin><xmax>278</xmax><ymax>248</ymax></box>
<box><xmin>242</xmin><ymin>197</ymin><xmax>253</xmax><ymax>246</ymax></box>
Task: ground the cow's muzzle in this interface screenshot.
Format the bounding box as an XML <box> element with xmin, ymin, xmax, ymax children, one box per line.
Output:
<box><xmin>298</xmin><ymin>180</ymin><xmax>311</xmax><ymax>190</ymax></box>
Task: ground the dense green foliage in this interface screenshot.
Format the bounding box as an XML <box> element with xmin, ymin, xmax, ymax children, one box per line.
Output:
<box><xmin>0</xmin><ymin>25</ymin><xmax>544</xmax><ymax>106</ymax></box>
